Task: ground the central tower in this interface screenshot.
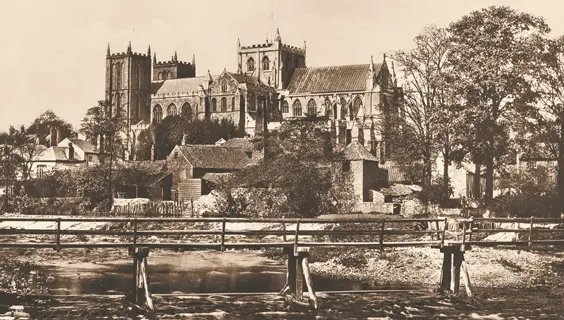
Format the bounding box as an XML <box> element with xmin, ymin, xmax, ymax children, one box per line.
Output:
<box><xmin>237</xmin><ymin>29</ymin><xmax>306</xmax><ymax>90</ymax></box>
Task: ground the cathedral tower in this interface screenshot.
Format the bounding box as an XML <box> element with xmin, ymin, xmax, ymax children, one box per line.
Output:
<box><xmin>105</xmin><ymin>42</ymin><xmax>152</xmax><ymax>127</ymax></box>
<box><xmin>237</xmin><ymin>28</ymin><xmax>306</xmax><ymax>90</ymax></box>
<box><xmin>153</xmin><ymin>51</ymin><xmax>196</xmax><ymax>80</ymax></box>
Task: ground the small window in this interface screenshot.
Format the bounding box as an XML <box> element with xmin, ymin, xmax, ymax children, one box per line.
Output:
<box><xmin>262</xmin><ymin>56</ymin><xmax>270</xmax><ymax>70</ymax></box>
<box><xmin>174</xmin><ymin>152</ymin><xmax>179</xmax><ymax>160</ymax></box>
<box><xmin>37</xmin><ymin>165</ymin><xmax>46</xmax><ymax>178</ymax></box>
<box><xmin>221</xmin><ymin>80</ymin><xmax>228</xmax><ymax>92</ymax></box>
<box><xmin>87</xmin><ymin>155</ymin><xmax>93</xmax><ymax>162</ymax></box>
<box><xmin>247</xmin><ymin>57</ymin><xmax>255</xmax><ymax>72</ymax></box>
<box><xmin>343</xmin><ymin>161</ymin><xmax>350</xmax><ymax>172</ymax></box>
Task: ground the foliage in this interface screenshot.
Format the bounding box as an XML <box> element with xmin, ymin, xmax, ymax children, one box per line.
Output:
<box><xmin>26</xmin><ymin>110</ymin><xmax>75</xmax><ymax>146</ymax></box>
<box><xmin>220</xmin><ymin>119</ymin><xmax>355</xmax><ymax>218</ymax></box>
<box><xmin>416</xmin><ymin>176</ymin><xmax>454</xmax><ymax>205</ymax></box>
<box><xmin>447</xmin><ymin>6</ymin><xmax>550</xmax><ymax>201</ymax></box>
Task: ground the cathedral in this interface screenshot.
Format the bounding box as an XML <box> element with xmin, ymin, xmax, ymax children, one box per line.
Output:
<box><xmin>104</xmin><ymin>29</ymin><xmax>402</xmax><ymax>161</ymax></box>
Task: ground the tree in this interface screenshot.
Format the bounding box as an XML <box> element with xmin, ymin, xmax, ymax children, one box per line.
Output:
<box><xmin>530</xmin><ymin>35</ymin><xmax>564</xmax><ymax>198</ymax></box>
<box><xmin>390</xmin><ymin>25</ymin><xmax>457</xmax><ymax>194</ymax></box>
<box><xmin>26</xmin><ymin>110</ymin><xmax>75</xmax><ymax>146</ymax></box>
<box><xmin>222</xmin><ymin>118</ymin><xmax>355</xmax><ymax>218</ymax></box>
<box><xmin>448</xmin><ymin>6</ymin><xmax>549</xmax><ymax>202</ymax></box>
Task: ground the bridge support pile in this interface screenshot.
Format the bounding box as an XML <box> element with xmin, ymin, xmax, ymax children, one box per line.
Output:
<box><xmin>280</xmin><ymin>247</ymin><xmax>317</xmax><ymax>310</ymax></box>
<box><xmin>439</xmin><ymin>245</ymin><xmax>472</xmax><ymax>297</ymax></box>
<box><xmin>131</xmin><ymin>247</ymin><xmax>155</xmax><ymax>313</ymax></box>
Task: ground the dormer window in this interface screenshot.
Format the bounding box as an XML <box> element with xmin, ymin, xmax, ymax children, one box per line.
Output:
<box><xmin>247</xmin><ymin>58</ymin><xmax>255</xmax><ymax>72</ymax></box>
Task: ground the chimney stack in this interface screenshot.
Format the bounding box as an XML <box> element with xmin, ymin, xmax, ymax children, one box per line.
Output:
<box><xmin>67</xmin><ymin>142</ymin><xmax>74</xmax><ymax>160</ymax></box>
<box><xmin>49</xmin><ymin>126</ymin><xmax>57</xmax><ymax>147</ymax></box>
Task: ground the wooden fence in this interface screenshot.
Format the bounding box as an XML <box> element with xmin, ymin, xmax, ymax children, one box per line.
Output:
<box><xmin>97</xmin><ymin>200</ymin><xmax>197</xmax><ymax>217</ymax></box>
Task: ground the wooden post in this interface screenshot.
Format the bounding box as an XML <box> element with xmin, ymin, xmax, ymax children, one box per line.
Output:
<box><xmin>221</xmin><ymin>217</ymin><xmax>226</xmax><ymax>252</ymax></box>
<box><xmin>191</xmin><ymin>198</ymin><xmax>194</xmax><ymax>217</ymax></box>
<box><xmin>300</xmin><ymin>249</ymin><xmax>317</xmax><ymax>309</ymax></box>
<box><xmin>133</xmin><ymin>247</ymin><xmax>153</xmax><ymax>312</ymax></box>
<box><xmin>294</xmin><ymin>219</ymin><xmax>300</xmax><ymax>255</ymax></box>
<box><xmin>282</xmin><ymin>218</ymin><xmax>287</xmax><ymax>242</ymax></box>
<box><xmin>528</xmin><ymin>216</ymin><xmax>534</xmax><ymax>247</ymax></box>
<box><xmin>55</xmin><ymin>218</ymin><xmax>61</xmax><ymax>252</ymax></box>
<box><xmin>379</xmin><ymin>221</ymin><xmax>385</xmax><ymax>252</ymax></box>
<box><xmin>439</xmin><ymin>249</ymin><xmax>452</xmax><ymax>292</ymax></box>
<box><xmin>461</xmin><ymin>261</ymin><xmax>473</xmax><ymax>298</ymax></box>
<box><xmin>452</xmin><ymin>250</ymin><xmax>463</xmax><ymax>295</ymax></box>
<box><xmin>435</xmin><ymin>220</ymin><xmax>441</xmax><ymax>241</ymax></box>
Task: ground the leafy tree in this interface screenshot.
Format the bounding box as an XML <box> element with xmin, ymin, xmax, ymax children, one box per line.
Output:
<box><xmin>447</xmin><ymin>6</ymin><xmax>549</xmax><ymax>202</ymax></box>
<box><xmin>221</xmin><ymin>118</ymin><xmax>355</xmax><ymax>218</ymax></box>
<box><xmin>26</xmin><ymin>110</ymin><xmax>75</xmax><ymax>146</ymax></box>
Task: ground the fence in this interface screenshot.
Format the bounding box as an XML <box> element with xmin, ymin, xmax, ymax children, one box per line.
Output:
<box><xmin>97</xmin><ymin>200</ymin><xmax>197</xmax><ymax>217</ymax></box>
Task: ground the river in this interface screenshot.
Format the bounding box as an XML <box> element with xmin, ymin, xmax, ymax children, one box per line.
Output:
<box><xmin>10</xmin><ymin>250</ymin><xmax>564</xmax><ymax>319</ymax></box>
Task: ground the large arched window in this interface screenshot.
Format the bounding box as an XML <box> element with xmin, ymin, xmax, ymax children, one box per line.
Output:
<box><xmin>352</xmin><ymin>96</ymin><xmax>363</xmax><ymax>120</ymax></box>
<box><xmin>212</xmin><ymin>98</ymin><xmax>217</xmax><ymax>112</ymax></box>
<box><xmin>281</xmin><ymin>100</ymin><xmax>289</xmax><ymax>113</ymax></box>
<box><xmin>307</xmin><ymin>98</ymin><xmax>317</xmax><ymax>116</ymax></box>
<box><xmin>325</xmin><ymin>98</ymin><xmax>335</xmax><ymax>118</ymax></box>
<box><xmin>115</xmin><ymin>63</ymin><xmax>122</xmax><ymax>90</ymax></box>
<box><xmin>340</xmin><ymin>97</ymin><xmax>348</xmax><ymax>120</ymax></box>
<box><xmin>292</xmin><ymin>100</ymin><xmax>302</xmax><ymax>117</ymax></box>
<box><xmin>262</xmin><ymin>56</ymin><xmax>270</xmax><ymax>70</ymax></box>
<box><xmin>221</xmin><ymin>80</ymin><xmax>228</xmax><ymax>92</ymax></box>
<box><xmin>247</xmin><ymin>57</ymin><xmax>255</xmax><ymax>72</ymax></box>
<box><xmin>221</xmin><ymin>97</ymin><xmax>227</xmax><ymax>112</ymax></box>
<box><xmin>167</xmin><ymin>103</ymin><xmax>177</xmax><ymax>117</ymax></box>
<box><xmin>115</xmin><ymin>93</ymin><xmax>122</xmax><ymax>117</ymax></box>
<box><xmin>181</xmin><ymin>102</ymin><xmax>192</xmax><ymax>119</ymax></box>
<box><xmin>153</xmin><ymin>105</ymin><xmax>163</xmax><ymax>123</ymax></box>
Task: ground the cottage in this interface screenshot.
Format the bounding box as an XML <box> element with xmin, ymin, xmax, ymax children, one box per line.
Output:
<box><xmin>28</xmin><ymin>138</ymin><xmax>99</xmax><ymax>178</ymax></box>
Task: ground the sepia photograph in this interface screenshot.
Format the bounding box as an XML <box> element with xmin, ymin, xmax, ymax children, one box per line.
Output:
<box><xmin>1</xmin><ymin>0</ymin><xmax>564</xmax><ymax>318</ymax></box>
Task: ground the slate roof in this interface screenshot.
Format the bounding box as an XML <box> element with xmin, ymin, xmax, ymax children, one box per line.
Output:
<box><xmin>287</xmin><ymin>64</ymin><xmax>382</xmax><ymax>94</ymax></box>
<box><xmin>151</xmin><ymin>77</ymin><xmax>205</xmax><ymax>95</ymax></box>
<box><xmin>176</xmin><ymin>145</ymin><xmax>251</xmax><ymax>170</ymax></box>
<box><xmin>67</xmin><ymin>138</ymin><xmax>97</xmax><ymax>154</ymax></box>
<box><xmin>343</xmin><ymin>140</ymin><xmax>378</xmax><ymax>161</ymax></box>
<box><xmin>221</xmin><ymin>138</ymin><xmax>255</xmax><ymax>154</ymax></box>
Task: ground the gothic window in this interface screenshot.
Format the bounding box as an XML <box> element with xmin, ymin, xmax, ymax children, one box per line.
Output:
<box><xmin>167</xmin><ymin>103</ymin><xmax>177</xmax><ymax>117</ymax></box>
<box><xmin>115</xmin><ymin>93</ymin><xmax>123</xmax><ymax>118</ymax></box>
<box><xmin>115</xmin><ymin>63</ymin><xmax>122</xmax><ymax>90</ymax></box>
<box><xmin>158</xmin><ymin>72</ymin><xmax>163</xmax><ymax>80</ymax></box>
<box><xmin>262</xmin><ymin>56</ymin><xmax>270</xmax><ymax>70</ymax></box>
<box><xmin>231</xmin><ymin>97</ymin><xmax>235</xmax><ymax>111</ymax></box>
<box><xmin>221</xmin><ymin>97</ymin><xmax>227</xmax><ymax>112</ymax></box>
<box><xmin>307</xmin><ymin>98</ymin><xmax>317</xmax><ymax>116</ymax></box>
<box><xmin>221</xmin><ymin>80</ymin><xmax>228</xmax><ymax>92</ymax></box>
<box><xmin>352</xmin><ymin>96</ymin><xmax>363</xmax><ymax>120</ymax></box>
<box><xmin>212</xmin><ymin>98</ymin><xmax>217</xmax><ymax>112</ymax></box>
<box><xmin>247</xmin><ymin>57</ymin><xmax>255</xmax><ymax>72</ymax></box>
<box><xmin>281</xmin><ymin>100</ymin><xmax>289</xmax><ymax>113</ymax></box>
<box><xmin>292</xmin><ymin>99</ymin><xmax>302</xmax><ymax>117</ymax></box>
<box><xmin>325</xmin><ymin>98</ymin><xmax>335</xmax><ymax>118</ymax></box>
<box><xmin>181</xmin><ymin>102</ymin><xmax>193</xmax><ymax>119</ymax></box>
<box><xmin>340</xmin><ymin>97</ymin><xmax>348</xmax><ymax>120</ymax></box>
<box><xmin>167</xmin><ymin>71</ymin><xmax>173</xmax><ymax>79</ymax></box>
<box><xmin>153</xmin><ymin>105</ymin><xmax>163</xmax><ymax>123</ymax></box>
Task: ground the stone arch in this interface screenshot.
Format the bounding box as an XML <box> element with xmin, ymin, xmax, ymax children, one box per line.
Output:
<box><xmin>167</xmin><ymin>103</ymin><xmax>177</xmax><ymax>117</ymax></box>
<box><xmin>307</xmin><ymin>98</ymin><xmax>317</xmax><ymax>116</ymax></box>
<box><xmin>153</xmin><ymin>105</ymin><xmax>163</xmax><ymax>123</ymax></box>
<box><xmin>181</xmin><ymin>102</ymin><xmax>193</xmax><ymax>119</ymax></box>
<box><xmin>292</xmin><ymin>99</ymin><xmax>302</xmax><ymax>117</ymax></box>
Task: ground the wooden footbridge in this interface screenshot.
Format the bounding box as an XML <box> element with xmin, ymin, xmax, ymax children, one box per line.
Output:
<box><xmin>0</xmin><ymin>216</ymin><xmax>563</xmax><ymax>312</ymax></box>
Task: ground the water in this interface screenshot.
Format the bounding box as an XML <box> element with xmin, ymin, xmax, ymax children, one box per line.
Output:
<box><xmin>17</xmin><ymin>250</ymin><xmax>564</xmax><ymax>319</ymax></box>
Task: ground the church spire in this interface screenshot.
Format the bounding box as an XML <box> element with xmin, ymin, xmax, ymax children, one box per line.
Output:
<box><xmin>192</xmin><ymin>53</ymin><xmax>195</xmax><ymax>66</ymax></box>
<box><xmin>173</xmin><ymin>51</ymin><xmax>178</xmax><ymax>62</ymax></box>
<box><xmin>127</xmin><ymin>41</ymin><xmax>132</xmax><ymax>54</ymax></box>
<box><xmin>147</xmin><ymin>45</ymin><xmax>151</xmax><ymax>57</ymax></box>
<box><xmin>369</xmin><ymin>55</ymin><xmax>375</xmax><ymax>73</ymax></box>
<box><xmin>275</xmin><ymin>28</ymin><xmax>281</xmax><ymax>42</ymax></box>
<box><xmin>303</xmin><ymin>41</ymin><xmax>307</xmax><ymax>52</ymax></box>
<box><xmin>153</xmin><ymin>53</ymin><xmax>157</xmax><ymax>66</ymax></box>
<box><xmin>106</xmin><ymin>43</ymin><xmax>111</xmax><ymax>58</ymax></box>
<box><xmin>237</xmin><ymin>38</ymin><xmax>241</xmax><ymax>50</ymax></box>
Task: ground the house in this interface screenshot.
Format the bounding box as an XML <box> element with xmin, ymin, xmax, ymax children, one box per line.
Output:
<box><xmin>115</xmin><ymin>160</ymin><xmax>172</xmax><ymax>201</ymax></box>
<box><xmin>167</xmin><ymin>144</ymin><xmax>252</xmax><ymax>200</ymax></box>
<box><xmin>343</xmin><ymin>140</ymin><xmax>387</xmax><ymax>202</ymax></box>
<box><xmin>28</xmin><ymin>138</ymin><xmax>99</xmax><ymax>178</ymax></box>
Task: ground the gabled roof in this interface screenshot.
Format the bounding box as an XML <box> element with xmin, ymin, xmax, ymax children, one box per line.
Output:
<box><xmin>151</xmin><ymin>77</ymin><xmax>205</xmax><ymax>95</ymax></box>
<box><xmin>221</xmin><ymin>138</ymin><xmax>254</xmax><ymax>154</ymax></box>
<box><xmin>287</xmin><ymin>64</ymin><xmax>382</xmax><ymax>94</ymax></box>
<box><xmin>66</xmin><ymin>138</ymin><xmax>97</xmax><ymax>154</ymax></box>
<box><xmin>175</xmin><ymin>145</ymin><xmax>251</xmax><ymax>170</ymax></box>
<box><xmin>343</xmin><ymin>140</ymin><xmax>378</xmax><ymax>161</ymax></box>
<box><xmin>34</xmin><ymin>146</ymin><xmax>79</xmax><ymax>162</ymax></box>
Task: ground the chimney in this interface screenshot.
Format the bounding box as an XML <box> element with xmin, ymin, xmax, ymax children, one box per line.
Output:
<box><xmin>56</xmin><ymin>127</ymin><xmax>62</xmax><ymax>145</ymax></box>
<box><xmin>181</xmin><ymin>134</ymin><xmax>187</xmax><ymax>146</ymax></box>
<box><xmin>49</xmin><ymin>126</ymin><xmax>57</xmax><ymax>147</ymax></box>
<box><xmin>67</xmin><ymin>142</ymin><xmax>74</xmax><ymax>160</ymax></box>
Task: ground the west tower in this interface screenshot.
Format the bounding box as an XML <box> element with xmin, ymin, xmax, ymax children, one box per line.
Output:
<box><xmin>237</xmin><ymin>29</ymin><xmax>306</xmax><ymax>90</ymax></box>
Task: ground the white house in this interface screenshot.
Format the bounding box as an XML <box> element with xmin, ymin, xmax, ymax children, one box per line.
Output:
<box><xmin>29</xmin><ymin>138</ymin><xmax>100</xmax><ymax>178</ymax></box>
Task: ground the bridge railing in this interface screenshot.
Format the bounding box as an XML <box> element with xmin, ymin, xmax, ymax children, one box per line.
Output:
<box><xmin>0</xmin><ymin>217</ymin><xmax>447</xmax><ymax>251</ymax></box>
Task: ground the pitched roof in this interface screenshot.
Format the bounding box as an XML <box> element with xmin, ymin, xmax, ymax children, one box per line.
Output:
<box><xmin>151</xmin><ymin>77</ymin><xmax>205</xmax><ymax>95</ymax></box>
<box><xmin>287</xmin><ymin>64</ymin><xmax>382</xmax><ymax>94</ymax></box>
<box><xmin>343</xmin><ymin>140</ymin><xmax>378</xmax><ymax>161</ymax></box>
<box><xmin>221</xmin><ymin>138</ymin><xmax>254</xmax><ymax>153</ymax></box>
<box><xmin>67</xmin><ymin>138</ymin><xmax>97</xmax><ymax>154</ymax></box>
<box><xmin>176</xmin><ymin>145</ymin><xmax>251</xmax><ymax>170</ymax></box>
<box><xmin>35</xmin><ymin>147</ymin><xmax>78</xmax><ymax>162</ymax></box>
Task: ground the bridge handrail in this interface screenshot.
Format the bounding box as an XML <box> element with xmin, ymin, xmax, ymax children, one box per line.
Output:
<box><xmin>0</xmin><ymin>217</ymin><xmax>445</xmax><ymax>223</ymax></box>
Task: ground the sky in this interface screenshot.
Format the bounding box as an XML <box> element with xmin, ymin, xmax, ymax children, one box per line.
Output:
<box><xmin>2</xmin><ymin>0</ymin><xmax>564</xmax><ymax>132</ymax></box>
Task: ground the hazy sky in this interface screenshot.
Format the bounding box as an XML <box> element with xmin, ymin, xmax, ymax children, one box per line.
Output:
<box><xmin>2</xmin><ymin>0</ymin><xmax>564</xmax><ymax>132</ymax></box>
